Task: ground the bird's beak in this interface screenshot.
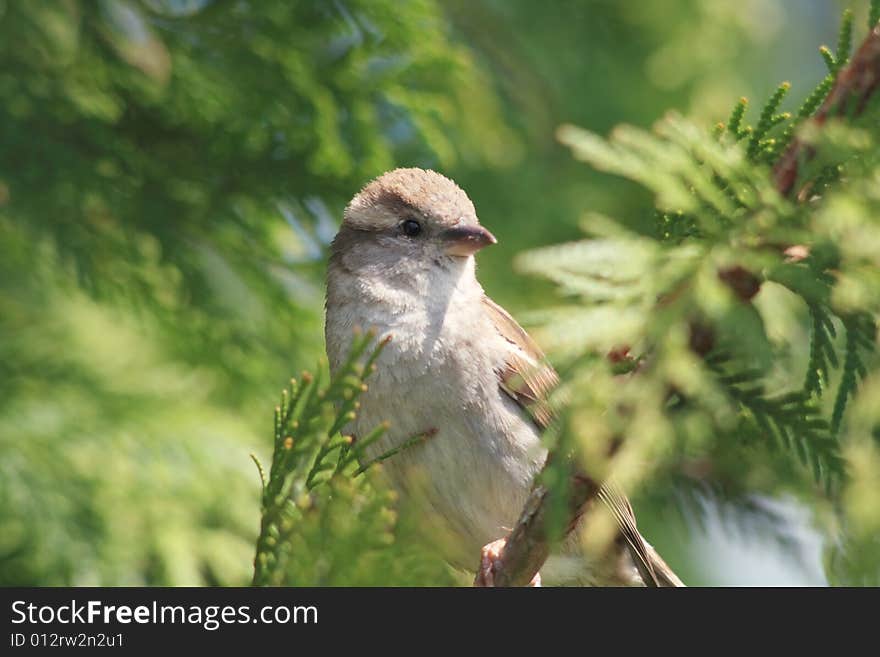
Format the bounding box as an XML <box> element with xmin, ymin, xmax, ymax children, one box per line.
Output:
<box><xmin>441</xmin><ymin>225</ymin><xmax>497</xmax><ymax>257</ymax></box>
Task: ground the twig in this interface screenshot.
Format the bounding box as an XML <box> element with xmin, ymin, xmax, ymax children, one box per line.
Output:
<box><xmin>483</xmin><ymin>22</ymin><xmax>880</xmax><ymax>587</ymax></box>
<box><xmin>353</xmin><ymin>429</ymin><xmax>436</xmax><ymax>476</ymax></box>
<box><xmin>773</xmin><ymin>23</ymin><xmax>880</xmax><ymax>197</ymax></box>
<box><xmin>250</xmin><ymin>453</ymin><xmax>267</xmax><ymax>494</ymax></box>
<box><xmin>491</xmin><ymin>474</ymin><xmax>598</xmax><ymax>587</ymax></box>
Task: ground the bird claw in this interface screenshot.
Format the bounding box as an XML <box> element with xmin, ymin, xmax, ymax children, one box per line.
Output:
<box><xmin>473</xmin><ymin>538</ymin><xmax>541</xmax><ymax>587</ymax></box>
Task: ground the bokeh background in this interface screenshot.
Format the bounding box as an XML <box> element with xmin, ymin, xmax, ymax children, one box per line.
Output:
<box><xmin>0</xmin><ymin>0</ymin><xmax>858</xmax><ymax>586</ymax></box>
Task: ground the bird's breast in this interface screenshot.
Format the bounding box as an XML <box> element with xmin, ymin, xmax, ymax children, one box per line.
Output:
<box><xmin>326</xmin><ymin>292</ymin><xmax>545</xmax><ymax>567</ymax></box>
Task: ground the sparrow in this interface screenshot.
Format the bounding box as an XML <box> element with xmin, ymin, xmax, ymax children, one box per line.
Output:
<box><xmin>325</xmin><ymin>167</ymin><xmax>682</xmax><ymax>586</ymax></box>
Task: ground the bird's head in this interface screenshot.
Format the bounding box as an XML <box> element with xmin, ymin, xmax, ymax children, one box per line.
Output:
<box><xmin>331</xmin><ymin>168</ymin><xmax>496</xmax><ymax>283</ymax></box>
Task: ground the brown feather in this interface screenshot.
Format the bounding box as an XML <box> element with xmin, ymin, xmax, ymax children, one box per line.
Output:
<box><xmin>483</xmin><ymin>295</ymin><xmax>682</xmax><ymax>587</ymax></box>
<box><xmin>482</xmin><ymin>296</ymin><xmax>559</xmax><ymax>430</ymax></box>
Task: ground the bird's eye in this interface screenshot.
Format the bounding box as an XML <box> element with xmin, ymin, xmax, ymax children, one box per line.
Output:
<box><xmin>401</xmin><ymin>218</ymin><xmax>422</xmax><ymax>237</ymax></box>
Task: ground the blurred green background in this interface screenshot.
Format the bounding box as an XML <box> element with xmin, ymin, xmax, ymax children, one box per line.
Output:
<box><xmin>0</xmin><ymin>0</ymin><xmax>852</xmax><ymax>586</ymax></box>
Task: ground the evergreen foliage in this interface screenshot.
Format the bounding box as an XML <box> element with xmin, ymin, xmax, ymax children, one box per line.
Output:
<box><xmin>4</xmin><ymin>0</ymin><xmax>880</xmax><ymax>587</ymax></box>
<box><xmin>0</xmin><ymin>0</ymin><xmax>504</xmax><ymax>586</ymax></box>
<box><xmin>513</xmin><ymin>6</ymin><xmax>880</xmax><ymax>584</ymax></box>
<box><xmin>251</xmin><ymin>332</ymin><xmax>456</xmax><ymax>586</ymax></box>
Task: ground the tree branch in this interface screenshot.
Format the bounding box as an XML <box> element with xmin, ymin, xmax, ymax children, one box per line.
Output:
<box><xmin>479</xmin><ymin>20</ymin><xmax>880</xmax><ymax>587</ymax></box>
<box><xmin>488</xmin><ymin>475</ymin><xmax>598</xmax><ymax>587</ymax></box>
<box><xmin>773</xmin><ymin>22</ymin><xmax>880</xmax><ymax>198</ymax></box>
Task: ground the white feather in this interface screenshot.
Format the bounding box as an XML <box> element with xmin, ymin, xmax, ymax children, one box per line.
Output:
<box><xmin>326</xmin><ymin>255</ymin><xmax>546</xmax><ymax>569</ymax></box>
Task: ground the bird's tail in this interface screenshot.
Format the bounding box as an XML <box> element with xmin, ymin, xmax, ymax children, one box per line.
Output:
<box><xmin>645</xmin><ymin>542</ymin><xmax>685</xmax><ymax>587</ymax></box>
<box><xmin>598</xmin><ymin>482</ymin><xmax>685</xmax><ymax>587</ymax></box>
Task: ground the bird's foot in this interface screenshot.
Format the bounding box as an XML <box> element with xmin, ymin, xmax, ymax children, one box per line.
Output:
<box><xmin>473</xmin><ymin>538</ymin><xmax>541</xmax><ymax>587</ymax></box>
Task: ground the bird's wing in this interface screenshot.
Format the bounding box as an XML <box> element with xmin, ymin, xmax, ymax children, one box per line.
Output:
<box><xmin>481</xmin><ymin>296</ymin><xmax>558</xmax><ymax>431</ymax></box>
<box><xmin>482</xmin><ymin>295</ymin><xmax>671</xmax><ymax>587</ymax></box>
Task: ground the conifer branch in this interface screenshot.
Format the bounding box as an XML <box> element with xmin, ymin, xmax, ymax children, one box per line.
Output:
<box><xmin>805</xmin><ymin>304</ymin><xmax>838</xmax><ymax>397</ymax></box>
<box><xmin>252</xmin><ymin>332</ymin><xmax>387</xmax><ymax>586</ymax></box>
<box><xmin>831</xmin><ymin>314</ymin><xmax>876</xmax><ymax>433</ymax></box>
<box><xmin>747</xmin><ymin>82</ymin><xmax>789</xmax><ymax>160</ymax></box>
<box><xmin>353</xmin><ymin>429</ymin><xmax>436</xmax><ymax>476</ymax></box>
<box><xmin>709</xmin><ymin>355</ymin><xmax>843</xmax><ymax>487</ymax></box>
<box><xmin>774</xmin><ymin>22</ymin><xmax>880</xmax><ymax>196</ymax></box>
<box><xmin>483</xmin><ymin>12</ymin><xmax>880</xmax><ymax>588</ymax></box>
<box><xmin>836</xmin><ymin>9</ymin><xmax>854</xmax><ymax>70</ymax></box>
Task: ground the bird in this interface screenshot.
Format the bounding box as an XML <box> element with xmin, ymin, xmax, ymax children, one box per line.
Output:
<box><xmin>324</xmin><ymin>167</ymin><xmax>683</xmax><ymax>586</ymax></box>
